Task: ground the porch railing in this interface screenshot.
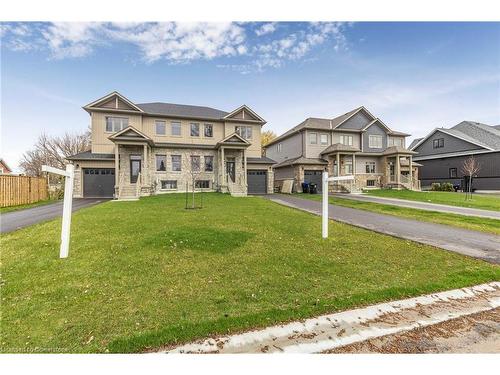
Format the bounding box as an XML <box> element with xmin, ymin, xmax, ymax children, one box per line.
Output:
<box><xmin>136</xmin><ymin>172</ymin><xmax>141</xmax><ymax>197</ymax></box>
<box><xmin>117</xmin><ymin>171</ymin><xmax>126</xmax><ymax>198</ymax></box>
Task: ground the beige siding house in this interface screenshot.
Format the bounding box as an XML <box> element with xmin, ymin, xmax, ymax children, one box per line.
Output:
<box><xmin>68</xmin><ymin>92</ymin><xmax>275</xmax><ymax>199</ymax></box>
<box><xmin>265</xmin><ymin>106</ymin><xmax>420</xmax><ymax>193</ymax></box>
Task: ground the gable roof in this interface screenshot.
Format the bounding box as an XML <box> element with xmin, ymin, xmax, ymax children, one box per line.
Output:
<box><xmin>0</xmin><ymin>158</ymin><xmax>13</xmax><ymax>172</ymax></box>
<box><xmin>320</xmin><ymin>143</ymin><xmax>360</xmax><ymax>155</ymax></box>
<box><xmin>273</xmin><ymin>156</ymin><xmax>328</xmax><ymax>168</ymax></box>
<box><xmin>84</xmin><ymin>91</ymin><xmax>144</xmax><ymax>112</ymax></box>
<box><xmin>333</xmin><ymin>106</ymin><xmax>376</xmax><ymax>130</ymax></box>
<box><xmin>223</xmin><ymin>105</ymin><xmax>266</xmax><ymax>123</ymax></box>
<box><xmin>108</xmin><ymin>126</ymin><xmax>153</xmax><ymax>144</ymax></box>
<box><xmin>408</xmin><ymin>138</ymin><xmax>423</xmax><ymax>150</ymax></box>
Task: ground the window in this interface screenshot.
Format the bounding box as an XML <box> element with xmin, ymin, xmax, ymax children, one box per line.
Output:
<box><xmin>320</xmin><ymin>134</ymin><xmax>328</xmax><ymax>145</ymax></box>
<box><xmin>204</xmin><ymin>124</ymin><xmax>213</xmax><ymax>137</ymax></box>
<box><xmin>369</xmin><ymin>135</ymin><xmax>383</xmax><ymax>148</ymax></box>
<box><xmin>161</xmin><ymin>180</ymin><xmax>177</xmax><ymax>190</ymax></box>
<box><xmin>171</xmin><ymin>155</ymin><xmax>181</xmax><ymax>171</ymax></box>
<box><xmin>204</xmin><ymin>156</ymin><xmax>214</xmax><ymax>172</ymax></box>
<box><xmin>105</xmin><ymin>117</ymin><xmax>128</xmax><ymax>132</ymax></box>
<box><xmin>171</xmin><ymin>121</ymin><xmax>181</xmax><ymax>136</ymax></box>
<box><xmin>235</xmin><ymin>125</ymin><xmax>252</xmax><ymax>139</ymax></box>
<box><xmin>388</xmin><ymin>137</ymin><xmax>404</xmax><ymax>147</ymax></box>
<box><xmin>309</xmin><ymin>132</ymin><xmax>318</xmax><ymax>144</ymax></box>
<box><xmin>155</xmin><ymin>120</ymin><xmax>166</xmax><ymax>135</ymax></box>
<box><xmin>365</xmin><ymin>161</ymin><xmax>376</xmax><ymax>173</ymax></box>
<box><xmin>191</xmin><ymin>155</ymin><xmax>201</xmax><ymax>171</ymax></box>
<box><xmin>433</xmin><ymin>138</ymin><xmax>444</xmax><ymax>148</ymax></box>
<box><xmin>195</xmin><ymin>180</ymin><xmax>210</xmax><ymax>189</ymax></box>
<box><xmin>156</xmin><ymin>155</ymin><xmax>166</xmax><ymax>171</ymax></box>
<box><xmin>277</xmin><ymin>143</ymin><xmax>282</xmax><ymax>153</ymax></box>
<box><xmin>449</xmin><ymin>168</ymin><xmax>457</xmax><ymax>178</ymax></box>
<box><xmin>344</xmin><ymin>160</ymin><xmax>353</xmax><ymax>174</ymax></box>
<box><xmin>340</xmin><ymin>135</ymin><xmax>353</xmax><ymax>146</ymax></box>
<box><xmin>367</xmin><ymin>180</ymin><xmax>375</xmax><ymax>187</ymax></box>
<box><xmin>190</xmin><ymin>123</ymin><xmax>200</xmax><ymax>137</ymax></box>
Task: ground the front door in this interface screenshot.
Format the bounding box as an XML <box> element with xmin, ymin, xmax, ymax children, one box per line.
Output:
<box><xmin>130</xmin><ymin>159</ymin><xmax>141</xmax><ymax>184</ymax></box>
<box><xmin>226</xmin><ymin>159</ymin><xmax>236</xmax><ymax>182</ymax></box>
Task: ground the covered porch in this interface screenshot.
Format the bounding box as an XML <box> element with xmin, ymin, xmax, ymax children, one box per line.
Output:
<box><xmin>320</xmin><ymin>144</ymin><xmax>360</xmax><ymax>193</ymax></box>
<box><xmin>382</xmin><ymin>146</ymin><xmax>419</xmax><ymax>190</ymax></box>
<box><xmin>216</xmin><ymin>133</ymin><xmax>250</xmax><ymax>197</ymax></box>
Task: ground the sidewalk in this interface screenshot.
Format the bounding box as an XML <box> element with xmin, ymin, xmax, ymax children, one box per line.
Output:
<box><xmin>163</xmin><ymin>282</ymin><xmax>500</xmax><ymax>353</ymax></box>
<box><xmin>334</xmin><ymin>193</ymin><xmax>500</xmax><ymax>220</ymax></box>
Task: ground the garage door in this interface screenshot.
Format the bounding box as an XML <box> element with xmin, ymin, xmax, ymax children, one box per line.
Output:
<box><xmin>83</xmin><ymin>168</ymin><xmax>115</xmax><ymax>197</ymax></box>
<box><xmin>247</xmin><ymin>170</ymin><xmax>267</xmax><ymax>194</ymax></box>
<box><xmin>304</xmin><ymin>170</ymin><xmax>322</xmax><ymax>192</ymax></box>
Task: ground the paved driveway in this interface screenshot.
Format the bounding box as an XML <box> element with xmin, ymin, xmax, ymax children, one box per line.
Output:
<box><xmin>265</xmin><ymin>195</ymin><xmax>500</xmax><ymax>264</ymax></box>
<box><xmin>333</xmin><ymin>193</ymin><xmax>500</xmax><ymax>220</ymax></box>
<box><xmin>0</xmin><ymin>198</ymin><xmax>109</xmax><ymax>234</ymax></box>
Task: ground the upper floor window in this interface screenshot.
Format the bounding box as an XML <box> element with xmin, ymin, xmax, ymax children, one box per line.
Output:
<box><xmin>449</xmin><ymin>168</ymin><xmax>457</xmax><ymax>178</ymax></box>
<box><xmin>171</xmin><ymin>155</ymin><xmax>182</xmax><ymax>171</ymax></box>
<box><xmin>105</xmin><ymin>117</ymin><xmax>128</xmax><ymax>132</ymax></box>
<box><xmin>369</xmin><ymin>135</ymin><xmax>383</xmax><ymax>149</ymax></box>
<box><xmin>171</xmin><ymin>121</ymin><xmax>182</xmax><ymax>136</ymax></box>
<box><xmin>204</xmin><ymin>156</ymin><xmax>214</xmax><ymax>172</ymax></box>
<box><xmin>204</xmin><ymin>124</ymin><xmax>213</xmax><ymax>137</ymax></box>
<box><xmin>388</xmin><ymin>137</ymin><xmax>404</xmax><ymax>147</ymax></box>
<box><xmin>433</xmin><ymin>138</ymin><xmax>444</xmax><ymax>148</ymax></box>
<box><xmin>190</xmin><ymin>123</ymin><xmax>200</xmax><ymax>137</ymax></box>
<box><xmin>191</xmin><ymin>155</ymin><xmax>201</xmax><ymax>171</ymax></box>
<box><xmin>155</xmin><ymin>120</ymin><xmax>166</xmax><ymax>135</ymax></box>
<box><xmin>156</xmin><ymin>155</ymin><xmax>166</xmax><ymax>171</ymax></box>
<box><xmin>236</xmin><ymin>125</ymin><xmax>252</xmax><ymax>139</ymax></box>
<box><xmin>277</xmin><ymin>143</ymin><xmax>282</xmax><ymax>153</ymax></box>
<box><xmin>320</xmin><ymin>134</ymin><xmax>328</xmax><ymax>145</ymax></box>
<box><xmin>309</xmin><ymin>132</ymin><xmax>318</xmax><ymax>144</ymax></box>
<box><xmin>340</xmin><ymin>135</ymin><xmax>353</xmax><ymax>146</ymax></box>
<box><xmin>365</xmin><ymin>161</ymin><xmax>376</xmax><ymax>173</ymax></box>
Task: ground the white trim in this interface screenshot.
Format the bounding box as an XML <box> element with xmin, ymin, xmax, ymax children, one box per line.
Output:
<box><xmin>413</xmin><ymin>148</ymin><xmax>498</xmax><ymax>161</ymax></box>
<box><xmin>108</xmin><ymin>125</ymin><xmax>152</xmax><ymax>141</ymax></box>
<box><xmin>409</xmin><ymin>128</ymin><xmax>493</xmax><ymax>151</ymax></box>
<box><xmin>223</xmin><ymin>104</ymin><xmax>266</xmax><ymax>123</ymax></box>
<box><xmin>361</xmin><ymin>118</ymin><xmax>392</xmax><ymax>133</ymax></box>
<box><xmin>84</xmin><ymin>91</ymin><xmax>144</xmax><ymax>112</ymax></box>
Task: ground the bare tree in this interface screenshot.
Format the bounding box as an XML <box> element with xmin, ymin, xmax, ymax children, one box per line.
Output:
<box><xmin>183</xmin><ymin>153</ymin><xmax>204</xmax><ymax>209</ymax></box>
<box><xmin>461</xmin><ymin>155</ymin><xmax>481</xmax><ymax>200</ymax></box>
<box><xmin>261</xmin><ymin>130</ymin><xmax>277</xmax><ymax>156</ymax></box>
<box><xmin>19</xmin><ymin>131</ymin><xmax>91</xmax><ymax>177</ymax></box>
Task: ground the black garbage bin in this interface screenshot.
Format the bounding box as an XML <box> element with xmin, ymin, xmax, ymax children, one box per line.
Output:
<box><xmin>302</xmin><ymin>182</ymin><xmax>310</xmax><ymax>193</ymax></box>
<box><xmin>309</xmin><ymin>183</ymin><xmax>318</xmax><ymax>194</ymax></box>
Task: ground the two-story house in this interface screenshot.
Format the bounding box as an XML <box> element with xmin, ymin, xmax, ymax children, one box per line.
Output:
<box><xmin>264</xmin><ymin>106</ymin><xmax>419</xmax><ymax>192</ymax></box>
<box><xmin>67</xmin><ymin>92</ymin><xmax>275</xmax><ymax>199</ymax></box>
<box><xmin>409</xmin><ymin>121</ymin><xmax>500</xmax><ymax>191</ymax></box>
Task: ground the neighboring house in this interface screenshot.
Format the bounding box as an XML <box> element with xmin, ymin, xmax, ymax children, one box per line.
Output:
<box><xmin>264</xmin><ymin>106</ymin><xmax>419</xmax><ymax>193</ymax></box>
<box><xmin>0</xmin><ymin>159</ymin><xmax>13</xmax><ymax>175</ymax></box>
<box><xmin>67</xmin><ymin>92</ymin><xmax>275</xmax><ymax>199</ymax></box>
<box><xmin>409</xmin><ymin>121</ymin><xmax>500</xmax><ymax>191</ymax></box>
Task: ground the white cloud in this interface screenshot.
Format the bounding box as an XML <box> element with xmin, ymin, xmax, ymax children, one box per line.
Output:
<box><xmin>255</xmin><ymin>22</ymin><xmax>276</xmax><ymax>36</ymax></box>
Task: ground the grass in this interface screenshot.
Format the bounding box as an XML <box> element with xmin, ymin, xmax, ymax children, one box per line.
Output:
<box><xmin>296</xmin><ymin>194</ymin><xmax>500</xmax><ymax>235</ymax></box>
<box><xmin>0</xmin><ymin>199</ymin><xmax>59</xmax><ymax>213</ymax></box>
<box><xmin>1</xmin><ymin>193</ymin><xmax>498</xmax><ymax>353</ymax></box>
<box><xmin>366</xmin><ymin>189</ymin><xmax>500</xmax><ymax>212</ymax></box>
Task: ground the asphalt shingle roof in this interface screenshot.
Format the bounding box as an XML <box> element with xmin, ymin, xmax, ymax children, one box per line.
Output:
<box><xmin>408</xmin><ymin>138</ymin><xmax>423</xmax><ymax>150</ymax></box>
<box><xmin>136</xmin><ymin>102</ymin><xmax>229</xmax><ymax>120</ymax></box>
<box><xmin>273</xmin><ymin>156</ymin><xmax>328</xmax><ymax>168</ymax></box>
<box><xmin>66</xmin><ymin>151</ymin><xmax>114</xmax><ymax>160</ymax></box>
<box><xmin>449</xmin><ymin>121</ymin><xmax>500</xmax><ymax>150</ymax></box>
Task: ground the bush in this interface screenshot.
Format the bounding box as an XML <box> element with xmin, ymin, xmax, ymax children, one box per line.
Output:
<box><xmin>430</xmin><ymin>182</ymin><xmax>453</xmax><ymax>192</ymax></box>
<box><xmin>431</xmin><ymin>183</ymin><xmax>441</xmax><ymax>191</ymax></box>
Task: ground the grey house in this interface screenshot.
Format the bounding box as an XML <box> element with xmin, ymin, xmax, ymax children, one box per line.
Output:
<box><xmin>409</xmin><ymin>121</ymin><xmax>500</xmax><ymax>191</ymax></box>
<box><xmin>264</xmin><ymin>106</ymin><xmax>419</xmax><ymax>193</ymax></box>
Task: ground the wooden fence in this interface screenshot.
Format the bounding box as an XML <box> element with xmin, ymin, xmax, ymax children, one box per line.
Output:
<box><xmin>0</xmin><ymin>175</ymin><xmax>48</xmax><ymax>207</ymax></box>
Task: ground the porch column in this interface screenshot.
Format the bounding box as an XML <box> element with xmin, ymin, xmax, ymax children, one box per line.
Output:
<box><xmin>396</xmin><ymin>154</ymin><xmax>401</xmax><ymax>185</ymax></box>
<box><xmin>336</xmin><ymin>153</ymin><xmax>340</xmax><ymax>176</ymax></box>
<box><xmin>221</xmin><ymin>147</ymin><xmax>225</xmax><ymax>184</ymax></box>
<box><xmin>143</xmin><ymin>144</ymin><xmax>147</xmax><ymax>187</ymax></box>
<box><xmin>352</xmin><ymin>153</ymin><xmax>356</xmax><ymax>175</ymax></box>
<box><xmin>243</xmin><ymin>149</ymin><xmax>247</xmax><ymax>185</ymax></box>
<box><xmin>114</xmin><ymin>144</ymin><xmax>119</xmax><ymax>187</ymax></box>
<box><xmin>409</xmin><ymin>155</ymin><xmax>413</xmax><ymax>188</ymax></box>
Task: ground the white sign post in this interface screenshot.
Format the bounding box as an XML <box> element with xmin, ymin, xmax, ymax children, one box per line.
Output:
<box><xmin>322</xmin><ymin>171</ymin><xmax>355</xmax><ymax>239</ymax></box>
<box><xmin>42</xmin><ymin>164</ymin><xmax>75</xmax><ymax>258</ymax></box>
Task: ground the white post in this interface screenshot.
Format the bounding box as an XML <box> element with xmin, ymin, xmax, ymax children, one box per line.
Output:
<box><xmin>322</xmin><ymin>171</ymin><xmax>329</xmax><ymax>239</ymax></box>
<box><xmin>60</xmin><ymin>164</ymin><xmax>75</xmax><ymax>258</ymax></box>
<box><xmin>42</xmin><ymin>164</ymin><xmax>74</xmax><ymax>258</ymax></box>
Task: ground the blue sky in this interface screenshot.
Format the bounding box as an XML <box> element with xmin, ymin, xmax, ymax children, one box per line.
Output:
<box><xmin>1</xmin><ymin>22</ymin><xmax>499</xmax><ymax>171</ymax></box>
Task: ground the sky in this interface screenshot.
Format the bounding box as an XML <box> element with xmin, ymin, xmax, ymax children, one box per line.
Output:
<box><xmin>1</xmin><ymin>22</ymin><xmax>499</xmax><ymax>171</ymax></box>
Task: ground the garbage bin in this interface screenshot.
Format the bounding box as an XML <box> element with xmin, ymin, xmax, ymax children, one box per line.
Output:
<box><xmin>309</xmin><ymin>183</ymin><xmax>318</xmax><ymax>194</ymax></box>
<box><xmin>302</xmin><ymin>182</ymin><xmax>310</xmax><ymax>193</ymax></box>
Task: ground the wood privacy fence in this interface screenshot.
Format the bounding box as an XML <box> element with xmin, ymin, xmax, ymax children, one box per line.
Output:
<box><xmin>0</xmin><ymin>175</ymin><xmax>48</xmax><ymax>207</ymax></box>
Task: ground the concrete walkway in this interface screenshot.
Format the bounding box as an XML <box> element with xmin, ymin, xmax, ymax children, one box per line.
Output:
<box><xmin>0</xmin><ymin>198</ymin><xmax>108</xmax><ymax>233</ymax></box>
<box><xmin>164</xmin><ymin>282</ymin><xmax>500</xmax><ymax>353</ymax></box>
<box><xmin>333</xmin><ymin>193</ymin><xmax>500</xmax><ymax>220</ymax></box>
<box><xmin>265</xmin><ymin>195</ymin><xmax>500</xmax><ymax>264</ymax></box>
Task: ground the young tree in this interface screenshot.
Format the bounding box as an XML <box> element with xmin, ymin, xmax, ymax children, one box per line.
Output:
<box><xmin>183</xmin><ymin>153</ymin><xmax>204</xmax><ymax>209</ymax></box>
<box><xmin>261</xmin><ymin>130</ymin><xmax>277</xmax><ymax>155</ymax></box>
<box><xmin>461</xmin><ymin>155</ymin><xmax>481</xmax><ymax>200</ymax></box>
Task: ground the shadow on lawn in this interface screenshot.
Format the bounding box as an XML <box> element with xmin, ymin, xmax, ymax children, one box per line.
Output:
<box><xmin>143</xmin><ymin>226</ymin><xmax>255</xmax><ymax>253</ymax></box>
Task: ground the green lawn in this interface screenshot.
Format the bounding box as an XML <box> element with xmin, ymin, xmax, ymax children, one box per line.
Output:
<box><xmin>1</xmin><ymin>193</ymin><xmax>498</xmax><ymax>353</ymax></box>
<box><xmin>0</xmin><ymin>199</ymin><xmax>58</xmax><ymax>213</ymax></box>
<box><xmin>296</xmin><ymin>194</ymin><xmax>500</xmax><ymax>235</ymax></box>
<box><xmin>366</xmin><ymin>189</ymin><xmax>500</xmax><ymax>212</ymax></box>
